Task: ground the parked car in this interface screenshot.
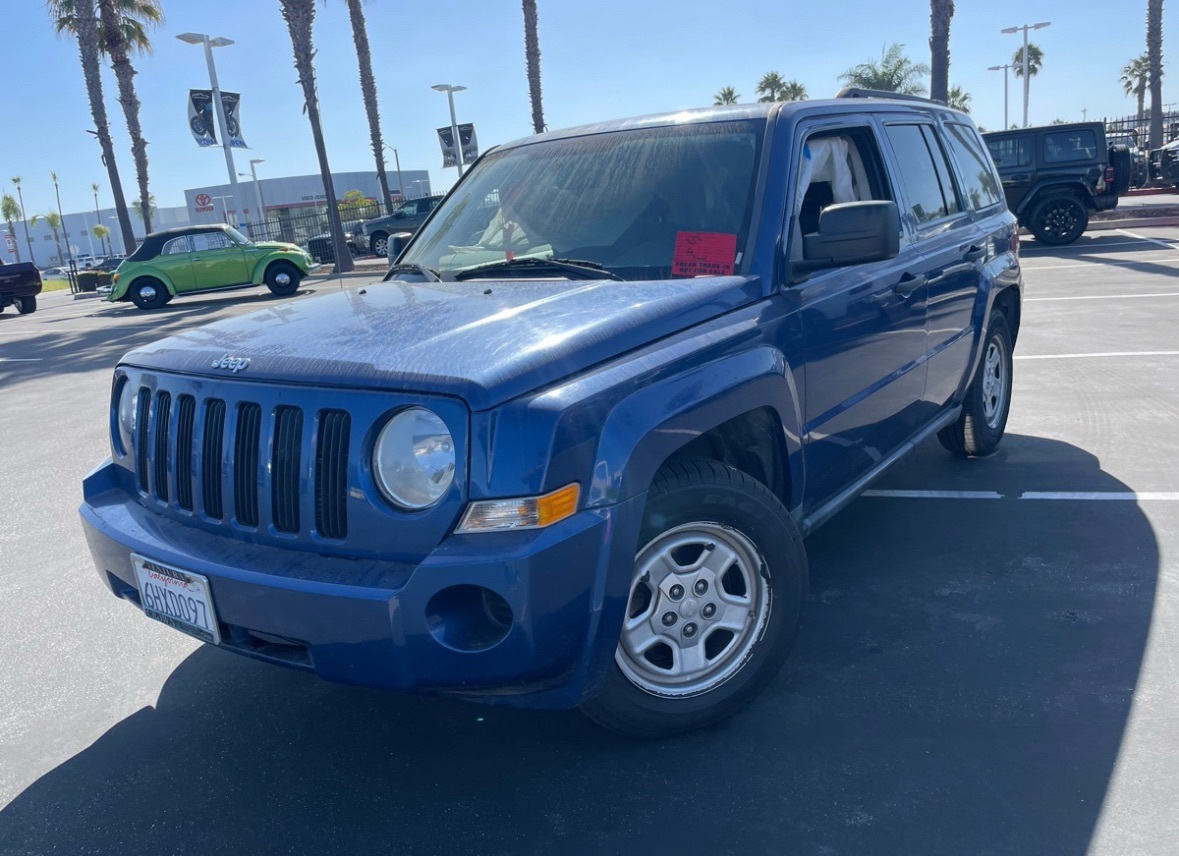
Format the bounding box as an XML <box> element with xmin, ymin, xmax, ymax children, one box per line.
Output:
<box><xmin>92</xmin><ymin>257</ymin><xmax>124</xmax><ymax>273</ymax></box>
<box><xmin>81</xmin><ymin>91</ymin><xmax>1022</xmax><ymax>737</ymax></box>
<box><xmin>306</xmin><ymin>221</ymin><xmax>365</xmax><ymax>263</ymax></box>
<box><xmin>0</xmin><ymin>259</ymin><xmax>42</xmax><ymax>314</ymax></box>
<box><xmin>983</xmin><ymin>122</ymin><xmax>1131</xmax><ymax>244</ymax></box>
<box><xmin>1150</xmin><ymin>137</ymin><xmax>1179</xmax><ymax>188</ymax></box>
<box><xmin>361</xmin><ymin>195</ymin><xmax>444</xmax><ymax>257</ymax></box>
<box><xmin>104</xmin><ymin>224</ymin><xmax>319</xmax><ymax>310</ymax></box>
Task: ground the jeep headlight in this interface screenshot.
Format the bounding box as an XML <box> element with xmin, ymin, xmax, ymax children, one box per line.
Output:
<box><xmin>115</xmin><ymin>378</ymin><xmax>137</xmax><ymax>456</ymax></box>
<box><xmin>373</xmin><ymin>408</ymin><xmax>455</xmax><ymax>510</ymax></box>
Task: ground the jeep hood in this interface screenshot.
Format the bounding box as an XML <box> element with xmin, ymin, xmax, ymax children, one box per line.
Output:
<box><xmin>119</xmin><ymin>276</ymin><xmax>761</xmax><ymax>410</ymax></box>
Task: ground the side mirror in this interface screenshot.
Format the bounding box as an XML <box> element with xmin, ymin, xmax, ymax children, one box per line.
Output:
<box><xmin>795</xmin><ymin>200</ymin><xmax>900</xmax><ymax>275</ymax></box>
<box><xmin>385</xmin><ymin>232</ymin><xmax>413</xmax><ymax>265</ymax></box>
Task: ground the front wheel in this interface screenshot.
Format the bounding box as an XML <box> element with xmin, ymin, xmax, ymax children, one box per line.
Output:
<box><xmin>938</xmin><ymin>309</ymin><xmax>1014</xmax><ymax>457</ymax></box>
<box><xmin>264</xmin><ymin>261</ymin><xmax>302</xmax><ymax>296</ymax></box>
<box><xmin>580</xmin><ymin>458</ymin><xmax>808</xmax><ymax>738</ymax></box>
<box><xmin>1028</xmin><ymin>195</ymin><xmax>1089</xmax><ymax>245</ymax></box>
<box><xmin>15</xmin><ymin>295</ymin><xmax>36</xmax><ymax>314</ymax></box>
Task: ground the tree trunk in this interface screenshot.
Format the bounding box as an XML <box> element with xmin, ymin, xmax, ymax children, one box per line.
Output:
<box><xmin>98</xmin><ymin>0</ymin><xmax>151</xmax><ymax>234</ymax></box>
<box><xmin>346</xmin><ymin>0</ymin><xmax>394</xmax><ymax>215</ymax></box>
<box><xmin>522</xmin><ymin>0</ymin><xmax>545</xmax><ymax>134</ymax></box>
<box><xmin>51</xmin><ymin>229</ymin><xmax>64</xmax><ymax>265</ymax></box>
<box><xmin>71</xmin><ymin>0</ymin><xmax>136</xmax><ymax>254</ymax></box>
<box><xmin>1138</xmin><ymin>85</ymin><xmax>1146</xmax><ymax>122</ymax></box>
<box><xmin>928</xmin><ymin>0</ymin><xmax>954</xmax><ymax>104</ymax></box>
<box><xmin>1147</xmin><ymin>0</ymin><xmax>1165</xmax><ymax>151</ymax></box>
<box><xmin>280</xmin><ymin>0</ymin><xmax>353</xmax><ymax>272</ymax></box>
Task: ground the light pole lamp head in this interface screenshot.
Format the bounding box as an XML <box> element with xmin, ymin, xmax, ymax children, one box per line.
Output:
<box><xmin>431</xmin><ymin>84</ymin><xmax>467</xmax><ymax>94</ymax></box>
<box><xmin>1000</xmin><ymin>26</ymin><xmax>1019</xmax><ymax>34</ymax></box>
<box><xmin>1032</xmin><ymin>21</ymin><xmax>1051</xmax><ymax>30</ymax></box>
<box><xmin>176</xmin><ymin>32</ymin><xmax>206</xmax><ymax>44</ymax></box>
<box><xmin>249</xmin><ymin>158</ymin><xmax>264</xmax><ymax>167</ymax></box>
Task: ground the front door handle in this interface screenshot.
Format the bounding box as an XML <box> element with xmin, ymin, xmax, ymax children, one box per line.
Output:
<box><xmin>963</xmin><ymin>244</ymin><xmax>986</xmax><ymax>262</ymax></box>
<box><xmin>894</xmin><ymin>272</ymin><xmax>925</xmax><ymax>298</ymax></box>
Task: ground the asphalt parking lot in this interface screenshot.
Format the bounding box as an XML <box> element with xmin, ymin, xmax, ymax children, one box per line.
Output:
<box><xmin>2</xmin><ymin>230</ymin><xmax>1178</xmax><ymax>855</ymax></box>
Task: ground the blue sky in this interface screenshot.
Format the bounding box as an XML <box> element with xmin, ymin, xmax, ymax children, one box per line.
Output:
<box><xmin>1</xmin><ymin>0</ymin><xmax>1173</xmax><ymax>219</ymax></box>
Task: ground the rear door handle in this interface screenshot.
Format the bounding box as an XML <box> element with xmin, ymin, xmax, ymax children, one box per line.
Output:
<box><xmin>963</xmin><ymin>244</ymin><xmax>986</xmax><ymax>262</ymax></box>
<box><xmin>894</xmin><ymin>272</ymin><xmax>925</xmax><ymax>298</ymax></box>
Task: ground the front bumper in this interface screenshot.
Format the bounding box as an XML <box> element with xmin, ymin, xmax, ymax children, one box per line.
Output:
<box><xmin>80</xmin><ymin>459</ymin><xmax>643</xmax><ymax>709</ymax></box>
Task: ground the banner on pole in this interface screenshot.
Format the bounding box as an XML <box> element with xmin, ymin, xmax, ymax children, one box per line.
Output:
<box><xmin>188</xmin><ymin>90</ymin><xmax>248</xmax><ymax>148</ymax></box>
<box><xmin>436</xmin><ymin>123</ymin><xmax>479</xmax><ymax>168</ymax></box>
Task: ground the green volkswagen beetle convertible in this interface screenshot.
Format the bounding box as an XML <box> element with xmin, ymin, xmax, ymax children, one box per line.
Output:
<box><xmin>105</xmin><ymin>224</ymin><xmax>319</xmax><ymax>310</ymax></box>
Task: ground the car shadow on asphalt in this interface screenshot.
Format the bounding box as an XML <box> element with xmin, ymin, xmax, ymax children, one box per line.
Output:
<box><xmin>0</xmin><ymin>435</ymin><xmax>1159</xmax><ymax>855</ymax></box>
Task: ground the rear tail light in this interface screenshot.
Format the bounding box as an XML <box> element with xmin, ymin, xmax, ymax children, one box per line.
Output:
<box><xmin>1103</xmin><ymin>165</ymin><xmax>1115</xmax><ymax>189</ymax></box>
<box><xmin>1009</xmin><ymin>229</ymin><xmax>1020</xmax><ymax>257</ymax></box>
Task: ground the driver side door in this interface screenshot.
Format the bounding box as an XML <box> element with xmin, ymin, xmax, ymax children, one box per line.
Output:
<box><xmin>187</xmin><ymin>230</ymin><xmax>248</xmax><ymax>291</ymax></box>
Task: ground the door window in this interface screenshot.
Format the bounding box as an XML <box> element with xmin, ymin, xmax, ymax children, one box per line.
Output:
<box><xmin>884</xmin><ymin>124</ymin><xmax>962</xmax><ymax>225</ymax></box>
<box><xmin>985</xmin><ymin>136</ymin><xmax>1031</xmax><ymax>169</ymax></box>
<box><xmin>945</xmin><ymin>124</ymin><xmax>1004</xmax><ymax>210</ymax></box>
<box><xmin>190</xmin><ymin>232</ymin><xmax>234</xmax><ymax>252</ymax></box>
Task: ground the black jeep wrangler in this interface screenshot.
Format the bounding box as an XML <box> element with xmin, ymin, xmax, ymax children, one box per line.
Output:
<box><xmin>983</xmin><ymin>122</ymin><xmax>1132</xmax><ymax>245</ymax></box>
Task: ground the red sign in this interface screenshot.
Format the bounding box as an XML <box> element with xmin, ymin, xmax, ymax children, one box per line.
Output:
<box><xmin>194</xmin><ymin>193</ymin><xmax>212</xmax><ymax>207</ymax></box>
<box><xmin>3</xmin><ymin>234</ymin><xmax>14</xmax><ymax>254</ymax></box>
<box><xmin>671</xmin><ymin>232</ymin><xmax>737</xmax><ymax>278</ymax></box>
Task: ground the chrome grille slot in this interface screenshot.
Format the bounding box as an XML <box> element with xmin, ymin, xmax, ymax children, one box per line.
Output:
<box><xmin>234</xmin><ymin>403</ymin><xmax>262</xmax><ymax>527</ymax></box>
<box><xmin>202</xmin><ymin>399</ymin><xmax>226</xmax><ymax>520</ymax></box>
<box><xmin>272</xmin><ymin>406</ymin><xmax>303</xmax><ymax>534</ymax></box>
<box><xmin>153</xmin><ymin>392</ymin><xmax>171</xmax><ymax>503</ymax></box>
<box><xmin>315</xmin><ymin>409</ymin><xmax>350</xmax><ymax>539</ymax></box>
<box><xmin>175</xmin><ymin>395</ymin><xmax>196</xmax><ymax>511</ymax></box>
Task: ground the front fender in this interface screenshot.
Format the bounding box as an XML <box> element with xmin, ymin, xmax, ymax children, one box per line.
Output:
<box><xmin>590</xmin><ymin>346</ymin><xmax>803</xmax><ymax>511</ymax></box>
<box><xmin>249</xmin><ymin>252</ymin><xmax>310</xmax><ymax>285</ymax></box>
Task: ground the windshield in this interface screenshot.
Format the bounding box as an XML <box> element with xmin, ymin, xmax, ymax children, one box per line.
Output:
<box><xmin>401</xmin><ymin>120</ymin><xmax>764</xmax><ymax>281</ymax></box>
<box><xmin>224</xmin><ymin>226</ymin><xmax>253</xmax><ymax>246</ymax></box>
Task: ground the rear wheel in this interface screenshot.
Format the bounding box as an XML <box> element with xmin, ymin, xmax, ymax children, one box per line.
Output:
<box><xmin>580</xmin><ymin>458</ymin><xmax>807</xmax><ymax>738</ymax></box>
<box><xmin>15</xmin><ymin>295</ymin><xmax>36</xmax><ymax>314</ymax></box>
<box><xmin>938</xmin><ymin>309</ymin><xmax>1014</xmax><ymax>457</ymax></box>
<box><xmin>130</xmin><ymin>278</ymin><xmax>168</xmax><ymax>311</ymax></box>
<box><xmin>1028</xmin><ymin>194</ymin><xmax>1089</xmax><ymax>245</ymax></box>
<box><xmin>370</xmin><ymin>231</ymin><xmax>390</xmax><ymax>258</ymax></box>
<box><xmin>264</xmin><ymin>261</ymin><xmax>302</xmax><ymax>296</ymax></box>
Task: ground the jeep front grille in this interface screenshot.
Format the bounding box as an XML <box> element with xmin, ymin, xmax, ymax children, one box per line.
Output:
<box><xmin>132</xmin><ymin>388</ymin><xmax>349</xmax><ymax>539</ymax></box>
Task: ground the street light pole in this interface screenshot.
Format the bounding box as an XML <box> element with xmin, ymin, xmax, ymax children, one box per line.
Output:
<box><xmin>432</xmin><ymin>84</ymin><xmax>467</xmax><ymax>178</ymax></box>
<box><xmin>239</xmin><ymin>158</ymin><xmax>267</xmax><ymax>238</ymax></box>
<box><xmin>987</xmin><ymin>64</ymin><xmax>1011</xmax><ymax>130</ymax></box>
<box><xmin>383</xmin><ymin>145</ymin><xmax>405</xmax><ymax>202</ymax></box>
<box><xmin>177</xmin><ymin>33</ymin><xmax>246</xmax><ymax>229</ymax></box>
<box><xmin>1001</xmin><ymin>22</ymin><xmax>1050</xmax><ymax>128</ymax></box>
<box><xmin>212</xmin><ymin>195</ymin><xmax>234</xmax><ymax>225</ymax></box>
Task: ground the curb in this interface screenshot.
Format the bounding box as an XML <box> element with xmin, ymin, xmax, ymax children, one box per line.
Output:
<box><xmin>1086</xmin><ymin>215</ymin><xmax>1179</xmax><ymax>231</ymax></box>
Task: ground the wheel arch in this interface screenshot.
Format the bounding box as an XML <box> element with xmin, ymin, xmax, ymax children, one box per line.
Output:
<box><xmin>1016</xmin><ymin>180</ymin><xmax>1093</xmax><ymax>219</ymax></box>
<box><xmin>125</xmin><ymin>270</ymin><xmax>177</xmax><ymax>300</ymax></box>
<box><xmin>251</xmin><ymin>254</ymin><xmax>303</xmax><ymax>285</ymax></box>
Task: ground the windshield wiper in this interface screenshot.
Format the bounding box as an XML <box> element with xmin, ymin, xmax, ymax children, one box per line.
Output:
<box><xmin>383</xmin><ymin>263</ymin><xmax>440</xmax><ymax>282</ymax></box>
<box><xmin>452</xmin><ymin>257</ymin><xmax>624</xmax><ymax>281</ymax></box>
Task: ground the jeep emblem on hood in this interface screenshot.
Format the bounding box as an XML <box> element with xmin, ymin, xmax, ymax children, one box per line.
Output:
<box><xmin>212</xmin><ymin>354</ymin><xmax>250</xmax><ymax>373</ymax></box>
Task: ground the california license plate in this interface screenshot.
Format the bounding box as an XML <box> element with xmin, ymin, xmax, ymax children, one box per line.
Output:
<box><xmin>132</xmin><ymin>555</ymin><xmax>221</xmax><ymax>645</ymax></box>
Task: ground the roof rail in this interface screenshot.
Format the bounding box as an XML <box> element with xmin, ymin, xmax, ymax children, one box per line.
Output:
<box><xmin>835</xmin><ymin>87</ymin><xmax>945</xmax><ymax>106</ymax></box>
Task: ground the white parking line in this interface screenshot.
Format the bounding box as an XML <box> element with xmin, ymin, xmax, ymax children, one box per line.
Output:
<box><xmin>1117</xmin><ymin>228</ymin><xmax>1178</xmax><ymax>248</ymax></box>
<box><xmin>1014</xmin><ymin>351</ymin><xmax>1179</xmax><ymax>360</ymax></box>
<box><xmin>1025</xmin><ymin>292</ymin><xmax>1179</xmax><ymax>302</ymax></box>
<box><xmin>0</xmin><ymin>358</ymin><xmax>43</xmax><ymax>362</ymax></box>
<box><xmin>1021</xmin><ymin>238</ymin><xmax>1161</xmax><ymax>253</ymax></box>
<box><xmin>1021</xmin><ymin>256</ymin><xmax>1179</xmax><ymax>272</ymax></box>
<box><xmin>864</xmin><ymin>490</ymin><xmax>1179</xmax><ymax>501</ymax></box>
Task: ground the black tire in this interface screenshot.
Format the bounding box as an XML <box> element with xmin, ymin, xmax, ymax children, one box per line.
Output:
<box><xmin>580</xmin><ymin>458</ymin><xmax>808</xmax><ymax>738</ymax></box>
<box><xmin>1108</xmin><ymin>144</ymin><xmax>1133</xmax><ymax>196</ymax></box>
<box><xmin>370</xmin><ymin>231</ymin><xmax>390</xmax><ymax>258</ymax></box>
<box><xmin>129</xmin><ymin>278</ymin><xmax>168</xmax><ymax>311</ymax></box>
<box><xmin>938</xmin><ymin>309</ymin><xmax>1014</xmax><ymax>457</ymax></box>
<box><xmin>264</xmin><ymin>261</ymin><xmax>302</xmax><ymax>296</ymax></box>
<box><xmin>1027</xmin><ymin>194</ymin><xmax>1090</xmax><ymax>245</ymax></box>
<box><xmin>15</xmin><ymin>295</ymin><xmax>36</xmax><ymax>315</ymax></box>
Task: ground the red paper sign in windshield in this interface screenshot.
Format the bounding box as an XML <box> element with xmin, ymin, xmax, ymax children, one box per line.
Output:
<box><xmin>671</xmin><ymin>232</ymin><xmax>737</xmax><ymax>277</ymax></box>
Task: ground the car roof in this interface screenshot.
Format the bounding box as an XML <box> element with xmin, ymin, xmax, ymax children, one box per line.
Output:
<box><xmin>129</xmin><ymin>224</ymin><xmax>230</xmax><ymax>261</ymax></box>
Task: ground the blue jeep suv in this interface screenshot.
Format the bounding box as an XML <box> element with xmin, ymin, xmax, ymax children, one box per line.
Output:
<box><xmin>81</xmin><ymin>91</ymin><xmax>1021</xmax><ymax>737</ymax></box>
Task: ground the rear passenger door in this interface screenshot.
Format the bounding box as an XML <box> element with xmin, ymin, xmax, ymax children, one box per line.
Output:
<box><xmin>880</xmin><ymin>121</ymin><xmax>984</xmax><ymax>410</ymax></box>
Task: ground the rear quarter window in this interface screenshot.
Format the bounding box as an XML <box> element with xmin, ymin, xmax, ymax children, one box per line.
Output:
<box><xmin>1043</xmin><ymin>130</ymin><xmax>1098</xmax><ymax>164</ymax></box>
<box><xmin>946</xmin><ymin>124</ymin><xmax>1004</xmax><ymax>210</ymax></box>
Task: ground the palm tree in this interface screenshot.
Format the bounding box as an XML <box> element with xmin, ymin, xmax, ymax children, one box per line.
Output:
<box><xmin>93</xmin><ymin>224</ymin><xmax>111</xmax><ymax>255</ymax></box>
<box><xmin>50</xmin><ymin>172</ymin><xmax>70</xmax><ymax>262</ymax></box>
<box><xmin>840</xmin><ymin>43</ymin><xmax>930</xmax><ymax>95</ymax></box>
<box><xmin>279</xmin><ymin>0</ymin><xmax>354</xmax><ymax>272</ymax></box>
<box><xmin>1147</xmin><ymin>0</ymin><xmax>1164</xmax><ymax>151</ymax></box>
<box><xmin>781</xmin><ymin>80</ymin><xmax>808</xmax><ymax>102</ymax></box>
<box><xmin>343</xmin><ymin>0</ymin><xmax>394</xmax><ymax>215</ymax></box>
<box><xmin>1011</xmin><ymin>43</ymin><xmax>1043</xmax><ymax>78</ymax></box>
<box><xmin>131</xmin><ymin>193</ymin><xmax>156</xmax><ymax>226</ymax></box>
<box><xmin>48</xmin><ymin>0</ymin><xmax>137</xmax><ymax>254</ymax></box>
<box><xmin>32</xmin><ymin>212</ymin><xmax>66</xmax><ymax>265</ymax></box>
<box><xmin>91</xmin><ymin>182</ymin><xmax>110</xmax><ymax>254</ymax></box>
<box><xmin>756</xmin><ymin>71</ymin><xmax>787</xmax><ymax>102</ymax></box>
<box><xmin>11</xmin><ymin>177</ymin><xmax>35</xmax><ymax>262</ymax></box>
<box><xmin>1122</xmin><ymin>54</ymin><xmax>1150</xmax><ymax>121</ymax></box>
<box><xmin>522</xmin><ymin>0</ymin><xmax>545</xmax><ymax>133</ymax></box>
<box><xmin>714</xmin><ymin>86</ymin><xmax>740</xmax><ymax>105</ymax></box>
<box><xmin>947</xmin><ymin>85</ymin><xmax>971</xmax><ymax>113</ymax></box>
<box><xmin>2</xmin><ymin>193</ymin><xmax>23</xmax><ymax>263</ymax></box>
<box><xmin>929</xmin><ymin>0</ymin><xmax>954</xmax><ymax>104</ymax></box>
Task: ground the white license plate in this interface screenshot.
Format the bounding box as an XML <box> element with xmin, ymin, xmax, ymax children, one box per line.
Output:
<box><xmin>132</xmin><ymin>555</ymin><xmax>221</xmax><ymax>645</ymax></box>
